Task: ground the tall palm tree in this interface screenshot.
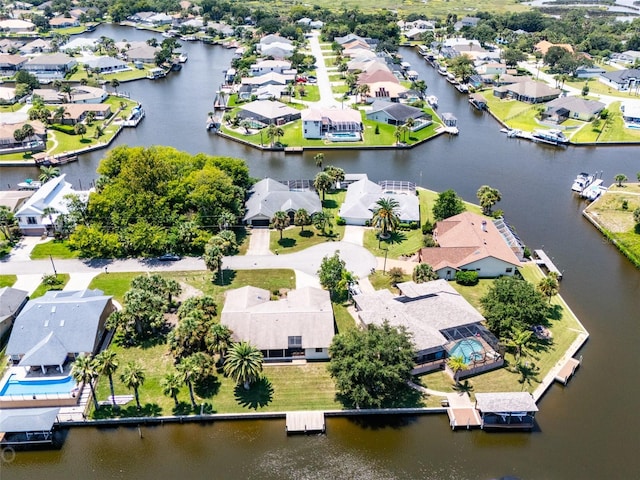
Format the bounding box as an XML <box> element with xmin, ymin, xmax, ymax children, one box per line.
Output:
<box><xmin>71</xmin><ymin>354</ymin><xmax>99</xmax><ymax>411</ymax></box>
<box><xmin>372</xmin><ymin>197</ymin><xmax>401</xmax><ymax>239</ymax></box>
<box><xmin>614</xmin><ymin>173</ymin><xmax>627</xmax><ymax>187</ymax></box>
<box><xmin>120</xmin><ymin>361</ymin><xmax>145</xmax><ymax>409</ymax></box>
<box><xmin>224</xmin><ymin>341</ymin><xmax>264</xmax><ymax>390</ymax></box>
<box><xmin>161</xmin><ymin>372</ymin><xmax>182</xmax><ymax>407</ymax></box>
<box><xmin>203</xmin><ymin>241</ymin><xmax>223</xmax><ymax>284</ymax></box>
<box><xmin>294</xmin><ymin>208</ymin><xmax>311</xmax><ymax>232</ymax></box>
<box><xmin>265</xmin><ymin>124</ymin><xmax>284</xmax><ymax>147</ymax></box>
<box><xmin>312</xmin><ymin>211</ymin><xmax>333</xmax><ymax>235</ymax></box>
<box><xmin>538</xmin><ymin>274</ymin><xmax>559</xmax><ymax>304</ymax></box>
<box><xmin>39</xmin><ymin>165</ymin><xmax>61</xmax><ymax>183</ymax></box>
<box><xmin>110</xmin><ymin>78</ymin><xmax>120</xmax><ymax>93</ymax></box>
<box><xmin>42</xmin><ymin>206</ymin><xmax>58</xmax><ymax>235</ymax></box>
<box><xmin>177</xmin><ymin>355</ymin><xmax>203</xmax><ymax>410</ymax></box>
<box><xmin>217</xmin><ymin>210</ymin><xmax>236</xmax><ymax>231</ymax></box>
<box><xmin>314</xmin><ymin>171</ymin><xmax>333</xmax><ymax>201</ymax></box>
<box><xmin>447</xmin><ymin>355</ymin><xmax>469</xmax><ymax>385</ymax></box>
<box><xmin>413</xmin><ymin>263</ymin><xmax>438</xmax><ymax>283</ymax></box>
<box><xmin>207</xmin><ymin>323</ymin><xmax>233</xmax><ymax>365</ymax></box>
<box><xmin>477</xmin><ymin>185</ymin><xmax>502</xmax><ymax>216</ymax></box>
<box><xmin>61</xmin><ymin>83</ymin><xmax>73</xmax><ymax>103</ymax></box>
<box><xmin>271</xmin><ymin>210</ymin><xmax>290</xmax><ymax>240</ymax></box>
<box><xmin>94</xmin><ymin>349</ymin><xmax>119</xmax><ymax>407</ymax></box>
<box><xmin>503</xmin><ymin>328</ymin><xmax>534</xmax><ymax>364</ymax></box>
<box><xmin>314</xmin><ymin>152</ymin><xmax>324</xmax><ymax>169</ymax></box>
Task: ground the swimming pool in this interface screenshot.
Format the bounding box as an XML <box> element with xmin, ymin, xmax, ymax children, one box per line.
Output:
<box><xmin>326</xmin><ymin>132</ymin><xmax>361</xmax><ymax>142</ymax></box>
<box><xmin>0</xmin><ymin>374</ymin><xmax>76</xmax><ymax>397</ymax></box>
<box><xmin>448</xmin><ymin>338</ymin><xmax>485</xmax><ymax>365</ymax></box>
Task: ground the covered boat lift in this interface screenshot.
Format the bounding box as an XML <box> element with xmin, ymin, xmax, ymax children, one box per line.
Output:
<box><xmin>475</xmin><ymin>392</ymin><xmax>538</xmax><ymax>430</ymax></box>
<box><xmin>0</xmin><ymin>407</ymin><xmax>60</xmax><ymax>446</ymax></box>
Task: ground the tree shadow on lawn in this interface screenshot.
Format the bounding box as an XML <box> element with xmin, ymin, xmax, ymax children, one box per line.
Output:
<box><xmin>218</xmin><ymin>269</ymin><xmax>237</xmax><ymax>286</ymax></box>
<box><xmin>233</xmin><ymin>377</ymin><xmax>274</xmax><ymax>410</ymax></box>
<box><xmin>80</xmin><ymin>138</ymin><xmax>92</xmax><ymax>144</ymax></box>
<box><xmin>380</xmin><ymin>231</ymin><xmax>408</xmax><ymax>246</ymax></box>
<box><xmin>277</xmin><ymin>237</ymin><xmax>296</xmax><ymax>248</ymax></box>
<box><xmin>634</xmin><ymin>224</ymin><xmax>640</xmax><ymax>234</ymax></box>
<box><xmin>92</xmin><ymin>403</ymin><xmax>162</xmax><ymax>419</ymax></box>
<box><xmin>194</xmin><ymin>374</ymin><xmax>221</xmax><ymax>399</ymax></box>
<box><xmin>299</xmin><ymin>230</ymin><xmax>314</xmax><ymax>238</ymax></box>
<box><xmin>322</xmin><ymin>199</ymin><xmax>338</xmax><ymax>209</ymax></box>
<box><xmin>547</xmin><ymin>304</ymin><xmax>563</xmax><ymax>321</ymax></box>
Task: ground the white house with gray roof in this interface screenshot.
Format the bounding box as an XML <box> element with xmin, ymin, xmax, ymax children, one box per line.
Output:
<box><xmin>243</xmin><ymin>178</ymin><xmax>322</xmax><ymax>226</ymax></box>
<box><xmin>23</xmin><ymin>53</ymin><xmax>77</xmax><ymax>80</ymax></box>
<box><xmin>6</xmin><ymin>289</ymin><xmax>115</xmax><ymax>373</ymax></box>
<box><xmin>236</xmin><ymin>100</ymin><xmax>300</xmax><ymax>126</ymax></box>
<box><xmin>599</xmin><ymin>68</ymin><xmax>640</xmax><ymax>91</ymax></box>
<box><xmin>366</xmin><ymin>100</ymin><xmax>430</xmax><ymax>126</ymax></box>
<box><xmin>338</xmin><ymin>177</ymin><xmax>420</xmax><ymax>225</ymax></box>
<box><xmin>542</xmin><ymin>96</ymin><xmax>605</xmax><ymax>123</ymax></box>
<box><xmin>221</xmin><ymin>286</ymin><xmax>335</xmax><ymax>360</ymax></box>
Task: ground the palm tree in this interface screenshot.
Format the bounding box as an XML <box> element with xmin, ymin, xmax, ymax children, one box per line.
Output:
<box><xmin>177</xmin><ymin>355</ymin><xmax>203</xmax><ymax>409</ymax></box>
<box><xmin>314</xmin><ymin>171</ymin><xmax>333</xmax><ymax>201</ymax></box>
<box><xmin>265</xmin><ymin>124</ymin><xmax>284</xmax><ymax>147</ymax></box>
<box><xmin>21</xmin><ymin>123</ymin><xmax>34</xmax><ymax>142</ymax></box>
<box><xmin>504</xmin><ymin>328</ymin><xmax>534</xmax><ymax>364</ymax></box>
<box><xmin>447</xmin><ymin>355</ymin><xmax>469</xmax><ymax>385</ymax></box>
<box><xmin>413</xmin><ymin>263</ymin><xmax>438</xmax><ymax>283</ymax></box>
<box><xmin>53</xmin><ymin>106</ymin><xmax>67</xmax><ymax>124</ymax></box>
<box><xmin>224</xmin><ymin>341</ymin><xmax>264</xmax><ymax>390</ymax></box>
<box><xmin>614</xmin><ymin>173</ymin><xmax>627</xmax><ymax>187</ymax></box>
<box><xmin>207</xmin><ymin>323</ymin><xmax>233</xmax><ymax>365</ymax></box>
<box><xmin>394</xmin><ymin>125</ymin><xmax>403</xmax><ymax>145</ymax></box>
<box><xmin>324</xmin><ymin>166</ymin><xmax>345</xmax><ymax>187</ymax></box>
<box><xmin>61</xmin><ymin>83</ymin><xmax>73</xmax><ymax>103</ymax></box>
<box><xmin>120</xmin><ymin>361</ymin><xmax>145</xmax><ymax>409</ymax></box>
<box><xmin>356</xmin><ymin>83</ymin><xmax>370</xmax><ymax>103</ymax></box>
<box><xmin>372</xmin><ymin>197</ymin><xmax>400</xmax><ymax>239</ymax></box>
<box><xmin>71</xmin><ymin>354</ymin><xmax>99</xmax><ymax>411</ymax></box>
<box><xmin>294</xmin><ymin>208</ymin><xmax>311</xmax><ymax>232</ymax></box>
<box><xmin>312</xmin><ymin>211</ymin><xmax>332</xmax><ymax>235</ymax></box>
<box><xmin>94</xmin><ymin>349</ymin><xmax>119</xmax><ymax>407</ymax></box>
<box><xmin>74</xmin><ymin>123</ymin><xmax>87</xmax><ymax>139</ymax></box>
<box><xmin>161</xmin><ymin>372</ymin><xmax>182</xmax><ymax>407</ymax></box>
<box><xmin>476</xmin><ymin>185</ymin><xmax>502</xmax><ymax>216</ymax></box>
<box><xmin>271</xmin><ymin>210</ymin><xmax>290</xmax><ymax>240</ymax></box>
<box><xmin>538</xmin><ymin>274</ymin><xmax>559</xmax><ymax>304</ymax></box>
<box><xmin>314</xmin><ymin>152</ymin><xmax>324</xmax><ymax>170</ymax></box>
<box><xmin>39</xmin><ymin>165</ymin><xmax>61</xmax><ymax>183</ymax></box>
<box><xmin>204</xmin><ymin>241</ymin><xmax>223</xmax><ymax>284</ymax></box>
<box><xmin>110</xmin><ymin>78</ymin><xmax>120</xmax><ymax>93</ymax></box>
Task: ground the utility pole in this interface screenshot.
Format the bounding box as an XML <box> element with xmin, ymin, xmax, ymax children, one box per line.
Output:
<box><xmin>383</xmin><ymin>248</ymin><xmax>389</xmax><ymax>274</ymax></box>
<box><xmin>49</xmin><ymin>254</ymin><xmax>57</xmax><ymax>276</ymax></box>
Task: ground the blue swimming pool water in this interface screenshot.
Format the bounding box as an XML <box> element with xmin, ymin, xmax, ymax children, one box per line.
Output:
<box><xmin>448</xmin><ymin>339</ymin><xmax>484</xmax><ymax>365</ymax></box>
<box><xmin>0</xmin><ymin>374</ymin><xmax>76</xmax><ymax>397</ymax></box>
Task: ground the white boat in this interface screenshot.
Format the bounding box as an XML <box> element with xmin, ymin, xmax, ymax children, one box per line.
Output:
<box><xmin>17</xmin><ymin>179</ymin><xmax>42</xmax><ymax>190</ymax></box>
<box><xmin>178</xmin><ymin>53</ymin><xmax>188</xmax><ymax>63</ymax></box>
<box><xmin>582</xmin><ymin>179</ymin><xmax>605</xmax><ymax>200</ymax></box>
<box><xmin>427</xmin><ymin>95</ymin><xmax>438</xmax><ymax>108</ymax></box>
<box><xmin>533</xmin><ymin>129</ymin><xmax>569</xmax><ymax>145</ymax></box>
<box><xmin>571</xmin><ymin>172</ymin><xmax>595</xmax><ymax>193</ymax></box>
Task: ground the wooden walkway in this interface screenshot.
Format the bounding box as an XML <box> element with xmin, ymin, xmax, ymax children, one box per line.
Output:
<box><xmin>447</xmin><ymin>407</ymin><xmax>482</xmax><ymax>430</ymax></box>
<box><xmin>534</xmin><ymin>249</ymin><xmax>563</xmax><ymax>280</ymax></box>
<box><xmin>285</xmin><ymin>411</ymin><xmax>325</xmax><ymax>434</ymax></box>
<box><xmin>555</xmin><ymin>357</ymin><xmax>582</xmax><ymax>385</ymax></box>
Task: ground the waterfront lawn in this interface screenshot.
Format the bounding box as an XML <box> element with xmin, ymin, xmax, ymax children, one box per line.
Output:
<box><xmin>0</xmin><ymin>275</ymin><xmax>16</xmax><ymax>287</ymax></box>
<box><xmin>30</xmin><ymin>273</ymin><xmax>70</xmax><ymax>299</ymax></box>
<box><xmin>30</xmin><ymin>239</ymin><xmax>80</xmax><ymax>259</ymax></box>
<box><xmin>591</xmin><ymin>102</ymin><xmax>640</xmax><ymax>143</ymax></box>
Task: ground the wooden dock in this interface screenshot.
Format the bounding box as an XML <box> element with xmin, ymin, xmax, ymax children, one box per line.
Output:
<box><xmin>534</xmin><ymin>249</ymin><xmax>563</xmax><ymax>280</ymax></box>
<box><xmin>555</xmin><ymin>357</ymin><xmax>582</xmax><ymax>385</ymax></box>
<box><xmin>447</xmin><ymin>407</ymin><xmax>482</xmax><ymax>430</ymax></box>
<box><xmin>285</xmin><ymin>411</ymin><xmax>325</xmax><ymax>434</ymax></box>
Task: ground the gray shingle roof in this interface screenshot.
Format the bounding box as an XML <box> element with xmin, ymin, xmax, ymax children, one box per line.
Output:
<box><xmin>475</xmin><ymin>392</ymin><xmax>538</xmax><ymax>413</ymax></box>
<box><xmin>545</xmin><ymin>96</ymin><xmax>605</xmax><ymax>116</ymax></box>
<box><xmin>601</xmin><ymin>68</ymin><xmax>640</xmax><ymax>84</ymax></box>
<box><xmin>244</xmin><ymin>178</ymin><xmax>322</xmax><ymax>222</ymax></box>
<box><xmin>368</xmin><ymin>100</ymin><xmax>425</xmax><ymax>122</ymax></box>
<box><xmin>339</xmin><ymin>178</ymin><xmax>419</xmax><ymax>223</ymax></box>
<box><xmin>0</xmin><ymin>287</ymin><xmax>28</xmax><ymax>324</ymax></box>
<box><xmin>0</xmin><ymin>407</ymin><xmax>60</xmax><ymax>433</ymax></box>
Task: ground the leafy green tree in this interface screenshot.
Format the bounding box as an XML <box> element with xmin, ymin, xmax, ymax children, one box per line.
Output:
<box><xmin>169</xmin><ymin>311</ymin><xmax>210</xmax><ymax>360</ymax></box>
<box><xmin>71</xmin><ymin>354</ymin><xmax>99</xmax><ymax>411</ymax></box>
<box><xmin>447</xmin><ymin>355</ymin><xmax>469</xmax><ymax>385</ymax></box>
<box><xmin>388</xmin><ymin>267</ymin><xmax>405</xmax><ymax>286</ymax></box>
<box><xmin>0</xmin><ymin>206</ymin><xmax>18</xmax><ymax>245</ymax></box>
<box><xmin>634</xmin><ymin>207</ymin><xmax>640</xmax><ymax>225</ymax></box>
<box><xmin>372</xmin><ymin>197</ymin><xmax>400</xmax><ymax>239</ymax></box>
<box><xmin>413</xmin><ymin>263</ymin><xmax>438</xmax><ymax>283</ymax></box>
<box><xmin>480</xmin><ymin>276</ymin><xmax>549</xmax><ymax>338</ymax></box>
<box><xmin>294</xmin><ymin>208</ymin><xmax>311</xmax><ymax>232</ymax></box>
<box><xmin>318</xmin><ymin>251</ymin><xmax>348</xmax><ymax>300</ymax></box>
<box><xmin>271</xmin><ymin>210</ymin><xmax>290</xmax><ymax>240</ymax></box>
<box><xmin>314</xmin><ymin>171</ymin><xmax>333</xmax><ymax>201</ymax></box>
<box><xmin>432</xmin><ymin>189</ymin><xmax>466</xmax><ymax>221</ymax></box>
<box><xmin>614</xmin><ymin>173</ymin><xmax>627</xmax><ymax>187</ymax></box>
<box><xmin>204</xmin><ymin>241</ymin><xmax>224</xmax><ymax>284</ymax></box>
<box><xmin>312</xmin><ymin>211</ymin><xmax>333</xmax><ymax>235</ymax></box>
<box><xmin>110</xmin><ymin>78</ymin><xmax>120</xmax><ymax>93</ymax></box>
<box><xmin>476</xmin><ymin>185</ymin><xmax>502</xmax><ymax>216</ymax></box>
<box><xmin>328</xmin><ymin>321</ymin><xmax>415</xmax><ymax>408</ymax></box>
<box><xmin>224</xmin><ymin>341</ymin><xmax>264</xmax><ymax>390</ymax></box>
<box><xmin>120</xmin><ymin>361</ymin><xmax>145</xmax><ymax>409</ymax></box>
<box><xmin>74</xmin><ymin>123</ymin><xmax>87</xmax><ymax>139</ymax></box>
<box><xmin>161</xmin><ymin>372</ymin><xmax>182</xmax><ymax>407</ymax></box>
<box><xmin>93</xmin><ymin>349</ymin><xmax>119</xmax><ymax>407</ymax></box>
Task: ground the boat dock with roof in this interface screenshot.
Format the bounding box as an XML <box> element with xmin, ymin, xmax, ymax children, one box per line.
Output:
<box><xmin>285</xmin><ymin>411</ymin><xmax>325</xmax><ymax>434</ymax></box>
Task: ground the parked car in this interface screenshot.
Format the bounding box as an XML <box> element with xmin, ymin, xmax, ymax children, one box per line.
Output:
<box><xmin>158</xmin><ymin>253</ymin><xmax>181</xmax><ymax>261</ymax></box>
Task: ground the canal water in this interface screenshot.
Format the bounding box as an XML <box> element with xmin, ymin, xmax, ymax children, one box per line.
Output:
<box><xmin>3</xmin><ymin>25</ymin><xmax>640</xmax><ymax>479</ymax></box>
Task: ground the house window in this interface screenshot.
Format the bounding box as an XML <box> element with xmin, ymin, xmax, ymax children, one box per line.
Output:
<box><xmin>315</xmin><ymin>348</ymin><xmax>323</xmax><ymax>353</ymax></box>
<box><xmin>506</xmin><ymin>267</ymin><xmax>513</xmax><ymax>273</ymax></box>
<box><xmin>288</xmin><ymin>336</ymin><xmax>302</xmax><ymax>348</ymax></box>
<box><xmin>27</xmin><ymin>217</ymin><xmax>37</xmax><ymax>224</ymax></box>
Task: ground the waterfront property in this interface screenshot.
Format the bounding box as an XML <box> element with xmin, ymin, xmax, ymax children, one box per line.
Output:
<box><xmin>0</xmin><ymin>407</ymin><xmax>61</xmax><ymax>446</ymax></box>
<box><xmin>0</xmin><ymin>287</ymin><xmax>28</xmax><ymax>338</ymax></box>
<box><xmin>366</xmin><ymin>101</ymin><xmax>430</xmax><ymax>127</ymax></box>
<box><xmin>338</xmin><ymin>176</ymin><xmax>420</xmax><ymax>225</ymax></box>
<box><xmin>598</xmin><ymin>68</ymin><xmax>640</xmax><ymax>92</ymax></box>
<box><xmin>221</xmin><ymin>286</ymin><xmax>335</xmax><ymax>361</ymax></box>
<box><xmin>243</xmin><ymin>178</ymin><xmax>322</xmax><ymax>227</ymax></box>
<box><xmin>475</xmin><ymin>392</ymin><xmax>538</xmax><ymax>429</ymax></box>
<box><xmin>236</xmin><ymin>100</ymin><xmax>301</xmax><ymax>126</ymax></box>
<box><xmin>493</xmin><ymin>80</ymin><xmax>561</xmax><ymax>104</ymax></box>
<box><xmin>418</xmin><ymin>212</ymin><xmax>523</xmax><ymax>279</ymax></box>
<box><xmin>353</xmin><ymin>280</ymin><xmax>503</xmax><ymax>377</ymax></box>
<box><xmin>301</xmin><ymin>108</ymin><xmax>363</xmax><ymax>140</ymax></box>
<box><xmin>22</xmin><ymin>53</ymin><xmax>77</xmax><ymax>81</ymax></box>
<box><xmin>541</xmin><ymin>96</ymin><xmax>605</xmax><ymax>124</ymax></box>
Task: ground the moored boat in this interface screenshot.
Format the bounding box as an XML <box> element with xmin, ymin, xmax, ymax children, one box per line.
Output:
<box><xmin>571</xmin><ymin>172</ymin><xmax>595</xmax><ymax>193</ymax></box>
<box><xmin>532</xmin><ymin>128</ymin><xmax>569</xmax><ymax>145</ymax></box>
<box><xmin>427</xmin><ymin>95</ymin><xmax>438</xmax><ymax>108</ymax></box>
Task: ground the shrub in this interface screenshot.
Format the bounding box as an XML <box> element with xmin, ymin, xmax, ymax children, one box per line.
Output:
<box><xmin>374</xmin><ymin>125</ymin><xmax>380</xmax><ymax>134</ymax></box>
<box><xmin>409</xmin><ymin>221</ymin><xmax>418</xmax><ymax>230</ymax></box>
<box><xmin>421</xmin><ymin>219</ymin><xmax>434</xmax><ymax>234</ymax></box>
<box><xmin>523</xmin><ymin>246</ymin><xmax>532</xmax><ymax>259</ymax></box>
<box><xmin>622</xmin><ymin>200</ymin><xmax>628</xmax><ymax>210</ymax></box>
<box><xmin>336</xmin><ymin>216</ymin><xmax>346</xmax><ymax>226</ymax></box>
<box><xmin>388</xmin><ymin>267</ymin><xmax>405</xmax><ymax>286</ymax></box>
<box><xmin>422</xmin><ymin>234</ymin><xmax>437</xmax><ymax>247</ymax></box>
<box><xmin>398</xmin><ymin>222</ymin><xmax>413</xmax><ymax>230</ymax></box>
<box><xmin>49</xmin><ymin>124</ymin><xmax>76</xmax><ymax>135</ymax></box>
<box><xmin>455</xmin><ymin>271</ymin><xmax>479</xmax><ymax>286</ymax></box>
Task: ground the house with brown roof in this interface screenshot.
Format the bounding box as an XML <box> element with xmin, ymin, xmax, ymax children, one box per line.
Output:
<box><xmin>418</xmin><ymin>212</ymin><xmax>522</xmax><ymax>279</ymax></box>
<box><xmin>0</xmin><ymin>54</ymin><xmax>27</xmax><ymax>76</ymax></box>
<box><xmin>60</xmin><ymin>103</ymin><xmax>112</xmax><ymax>125</ymax></box>
<box><xmin>534</xmin><ymin>40</ymin><xmax>574</xmax><ymax>56</ymax></box>
<box><xmin>221</xmin><ymin>286</ymin><xmax>335</xmax><ymax>361</ymax></box>
<box><xmin>493</xmin><ymin>80</ymin><xmax>561</xmax><ymax>104</ymax></box>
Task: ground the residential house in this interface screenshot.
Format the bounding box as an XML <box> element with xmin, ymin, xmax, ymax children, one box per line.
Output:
<box><xmin>476</xmin><ymin>61</ymin><xmax>507</xmax><ymax>76</ymax></box>
<box><xmin>250</xmin><ymin>60</ymin><xmax>292</xmax><ymax>76</ymax></box>
<box><xmin>542</xmin><ymin>96</ymin><xmax>605</xmax><ymax>123</ymax></box>
<box><xmin>338</xmin><ymin>176</ymin><xmax>419</xmax><ymax>225</ymax></box>
<box><xmin>117</xmin><ymin>42</ymin><xmax>159</xmax><ymax>63</ymax></box>
<box><xmin>599</xmin><ymin>68</ymin><xmax>640</xmax><ymax>92</ymax></box>
<box><xmin>0</xmin><ymin>287</ymin><xmax>28</xmax><ymax>339</ymax></box>
<box><xmin>241</xmin><ymin>72</ymin><xmax>290</xmax><ymax>88</ymax></box>
<box><xmin>0</xmin><ymin>86</ymin><xmax>18</xmax><ymax>104</ymax></box>
<box><xmin>259</xmin><ymin>34</ymin><xmax>293</xmax><ymax>47</ymax></box>
<box><xmin>243</xmin><ymin>178</ymin><xmax>321</xmax><ymax>226</ymax></box>
<box><xmin>574</xmin><ymin>65</ymin><xmax>606</xmax><ymax>79</ymax></box>
<box><xmin>301</xmin><ymin>108</ymin><xmax>363</xmax><ymax>139</ymax></box>
<box><xmin>368</xmin><ymin>81</ymin><xmax>408</xmax><ymax>102</ymax></box>
<box><xmin>0</xmin><ymin>54</ymin><xmax>27</xmax><ymax>77</ymax></box>
<box><xmin>534</xmin><ymin>40</ymin><xmax>574</xmax><ymax>56</ymax></box>
<box><xmin>221</xmin><ymin>286</ymin><xmax>334</xmax><ymax>361</ymax></box>
<box><xmin>366</xmin><ymin>100</ymin><xmax>429</xmax><ymax>126</ymax></box>
<box><xmin>6</xmin><ymin>289</ymin><xmax>115</xmax><ymax>373</ymax></box>
<box><xmin>23</xmin><ymin>53</ymin><xmax>77</xmax><ymax>80</ymax></box>
<box><xmin>60</xmin><ymin>38</ymin><xmax>98</xmax><ymax>53</ymax></box>
<box><xmin>208</xmin><ymin>22</ymin><xmax>235</xmax><ymax>37</ymax></box>
<box><xmin>0</xmin><ymin>19</ymin><xmax>35</xmax><ymax>33</ymax></box>
<box><xmin>0</xmin><ymin>39</ymin><xmax>25</xmax><ymax>54</ymax></box>
<box><xmin>15</xmin><ymin>174</ymin><xmax>89</xmax><ymax>236</ymax></box>
<box><xmin>20</xmin><ymin>39</ymin><xmax>52</xmax><ymax>54</ymax></box>
<box><xmin>60</xmin><ymin>103</ymin><xmax>111</xmax><ymax>124</ymax></box>
<box><xmin>357</xmin><ymin>65</ymin><xmax>399</xmax><ymax>85</ymax></box>
<box><xmin>418</xmin><ymin>211</ymin><xmax>522</xmax><ymax>279</ymax></box>
<box><xmin>0</xmin><ymin>121</ymin><xmax>46</xmax><ymax>151</ymax></box>
<box><xmin>254</xmin><ymin>84</ymin><xmax>285</xmax><ymax>101</ymax></box>
<box><xmin>82</xmin><ymin>56</ymin><xmax>129</xmax><ymax>75</ymax></box>
<box><xmin>236</xmin><ymin>100</ymin><xmax>300</xmax><ymax>126</ymax></box>
<box><xmin>455</xmin><ymin>16</ymin><xmax>480</xmax><ymax>30</ymax></box>
<box><xmin>48</xmin><ymin>16</ymin><xmax>80</xmax><ymax>29</ymax></box>
<box><xmin>611</xmin><ymin>50</ymin><xmax>640</xmax><ymax>65</ymax></box>
<box><xmin>353</xmin><ymin>280</ymin><xmax>503</xmax><ymax>376</ymax></box>
<box><xmin>621</xmin><ymin>102</ymin><xmax>640</xmax><ymax>126</ymax></box>
<box><xmin>260</xmin><ymin>43</ymin><xmax>295</xmax><ymax>59</ymax></box>
<box><xmin>493</xmin><ymin>80</ymin><xmax>561</xmax><ymax>104</ymax></box>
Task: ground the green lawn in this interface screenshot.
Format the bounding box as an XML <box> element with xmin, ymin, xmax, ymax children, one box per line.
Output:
<box><xmin>333</xmin><ymin>301</ymin><xmax>356</xmax><ymax>333</ymax></box>
<box><xmin>369</xmin><ymin>271</ymin><xmax>411</xmax><ymax>291</ymax></box>
<box><xmin>30</xmin><ymin>273</ymin><xmax>70</xmax><ymax>299</ymax></box>
<box><xmin>0</xmin><ymin>275</ymin><xmax>16</xmax><ymax>287</ymax></box>
<box><xmin>30</xmin><ymin>240</ymin><xmax>80</xmax><ymax>259</ymax></box>
<box><xmin>298</xmin><ymin>85</ymin><xmax>320</xmax><ymax>102</ymax></box>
